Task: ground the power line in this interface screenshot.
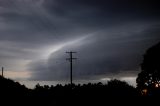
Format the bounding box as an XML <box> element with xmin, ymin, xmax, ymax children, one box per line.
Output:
<box><xmin>66</xmin><ymin>51</ymin><xmax>77</xmax><ymax>86</ymax></box>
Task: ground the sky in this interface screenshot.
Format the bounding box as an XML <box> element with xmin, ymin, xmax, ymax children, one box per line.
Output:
<box><xmin>0</xmin><ymin>0</ymin><xmax>160</xmax><ymax>86</ymax></box>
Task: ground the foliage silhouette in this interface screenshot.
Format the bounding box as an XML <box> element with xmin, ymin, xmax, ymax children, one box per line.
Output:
<box><xmin>136</xmin><ymin>42</ymin><xmax>160</xmax><ymax>96</ymax></box>
<box><xmin>0</xmin><ymin>76</ymin><xmax>32</xmax><ymax>105</ymax></box>
<box><xmin>0</xmin><ymin>75</ymin><xmax>140</xmax><ymax>105</ymax></box>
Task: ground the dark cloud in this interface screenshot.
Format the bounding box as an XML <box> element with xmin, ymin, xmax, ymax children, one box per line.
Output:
<box><xmin>0</xmin><ymin>0</ymin><xmax>160</xmax><ymax>81</ymax></box>
<box><xmin>43</xmin><ymin>0</ymin><xmax>160</xmax><ymax>23</ymax></box>
<box><xmin>30</xmin><ymin>23</ymin><xmax>160</xmax><ymax>80</ymax></box>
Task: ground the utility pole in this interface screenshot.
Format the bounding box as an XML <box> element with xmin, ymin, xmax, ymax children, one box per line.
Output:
<box><xmin>2</xmin><ymin>67</ymin><xmax>4</xmax><ymax>77</ymax></box>
<box><xmin>66</xmin><ymin>51</ymin><xmax>77</xmax><ymax>86</ymax></box>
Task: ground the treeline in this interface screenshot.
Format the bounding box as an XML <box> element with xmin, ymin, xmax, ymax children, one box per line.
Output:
<box><xmin>0</xmin><ymin>75</ymin><xmax>158</xmax><ymax>105</ymax></box>
<box><xmin>0</xmin><ymin>75</ymin><xmax>140</xmax><ymax>105</ymax></box>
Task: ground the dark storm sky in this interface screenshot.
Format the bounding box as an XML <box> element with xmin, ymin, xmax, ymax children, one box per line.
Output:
<box><xmin>0</xmin><ymin>0</ymin><xmax>160</xmax><ymax>81</ymax></box>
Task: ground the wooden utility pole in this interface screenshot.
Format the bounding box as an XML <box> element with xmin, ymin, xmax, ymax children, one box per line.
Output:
<box><xmin>2</xmin><ymin>67</ymin><xmax>4</xmax><ymax>77</ymax></box>
<box><xmin>66</xmin><ymin>51</ymin><xmax>77</xmax><ymax>85</ymax></box>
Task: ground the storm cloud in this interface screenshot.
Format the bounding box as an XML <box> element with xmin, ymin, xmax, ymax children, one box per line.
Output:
<box><xmin>0</xmin><ymin>0</ymin><xmax>160</xmax><ymax>81</ymax></box>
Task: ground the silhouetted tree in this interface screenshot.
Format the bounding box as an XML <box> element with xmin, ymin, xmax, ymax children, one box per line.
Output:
<box><xmin>0</xmin><ymin>75</ymin><xmax>139</xmax><ymax>105</ymax></box>
<box><xmin>136</xmin><ymin>42</ymin><xmax>160</xmax><ymax>96</ymax></box>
